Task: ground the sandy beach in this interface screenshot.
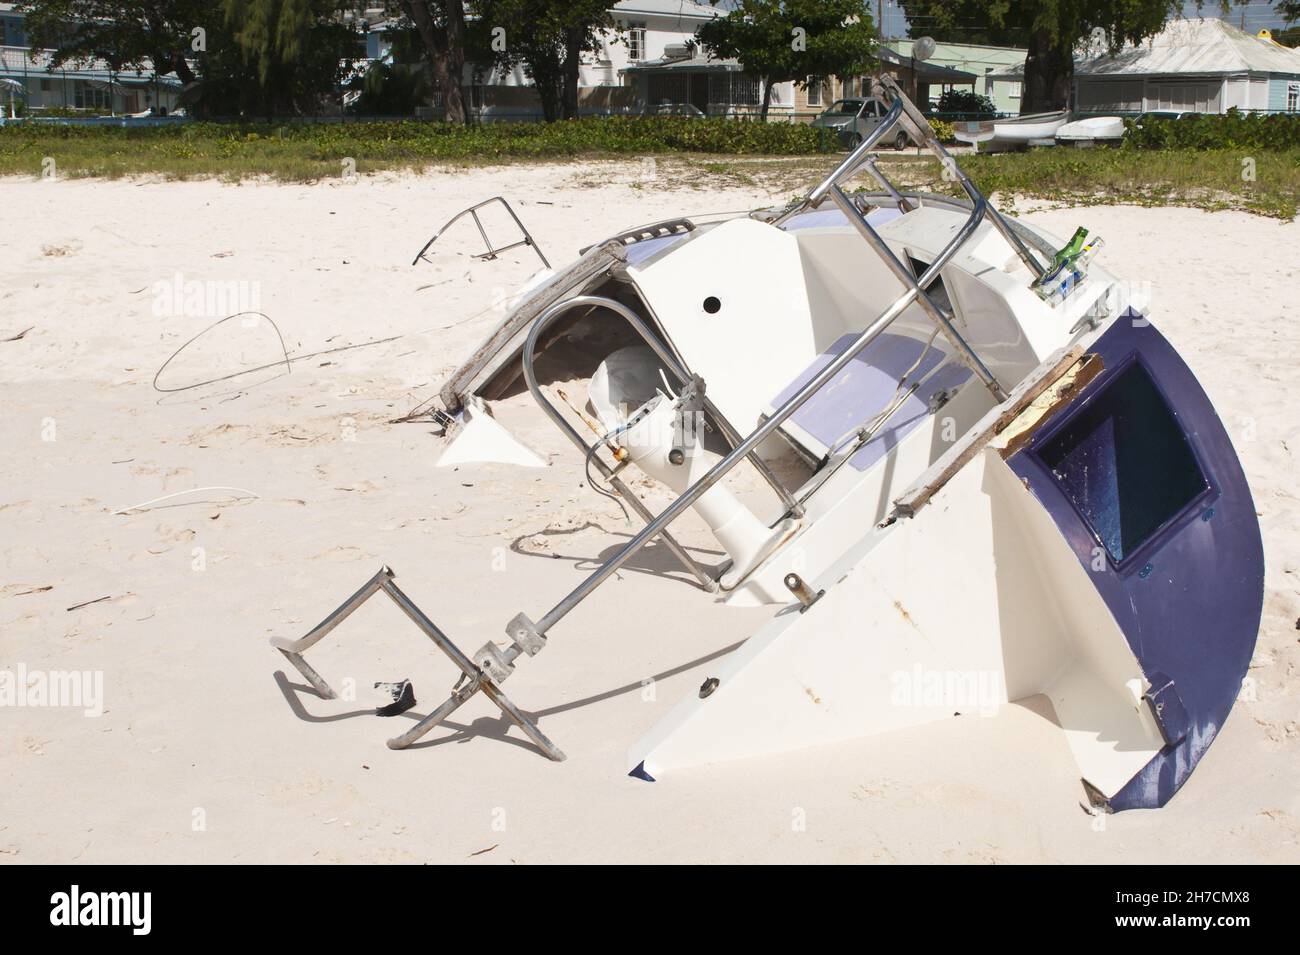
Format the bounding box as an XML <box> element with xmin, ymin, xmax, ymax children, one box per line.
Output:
<box><xmin>1</xmin><ymin>163</ymin><xmax>1297</xmax><ymax>864</ymax></box>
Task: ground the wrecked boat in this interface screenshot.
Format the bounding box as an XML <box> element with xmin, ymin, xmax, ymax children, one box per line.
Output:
<box><xmin>272</xmin><ymin>76</ymin><xmax>1263</xmax><ymax>812</ymax></box>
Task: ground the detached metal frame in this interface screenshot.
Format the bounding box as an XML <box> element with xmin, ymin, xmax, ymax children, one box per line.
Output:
<box><xmin>272</xmin><ymin>566</ymin><xmax>564</xmax><ymax>759</ymax></box>
<box><xmin>275</xmin><ymin>80</ymin><xmax>1050</xmax><ymax>761</ymax></box>
<box><xmin>412</xmin><ymin>196</ymin><xmax>551</xmax><ymax>269</ymax></box>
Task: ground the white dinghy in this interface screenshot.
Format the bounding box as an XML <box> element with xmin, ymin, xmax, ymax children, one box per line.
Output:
<box><xmin>955</xmin><ymin>110</ymin><xmax>1070</xmax><ymax>150</ymax></box>
<box><xmin>1056</xmin><ymin>116</ymin><xmax>1127</xmax><ymax>146</ymax></box>
<box><xmin>271</xmin><ymin>77</ymin><xmax>1262</xmax><ymax>812</ymax></box>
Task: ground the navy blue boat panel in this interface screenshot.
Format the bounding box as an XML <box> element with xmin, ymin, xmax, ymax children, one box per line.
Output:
<box><xmin>1007</xmin><ymin>312</ymin><xmax>1263</xmax><ymax>810</ymax></box>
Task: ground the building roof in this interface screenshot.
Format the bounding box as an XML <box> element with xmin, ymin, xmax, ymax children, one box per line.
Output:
<box><xmin>611</xmin><ymin>0</ymin><xmax>718</xmax><ymax>21</ymax></box>
<box><xmin>878</xmin><ymin>48</ymin><xmax>978</xmax><ymax>83</ymax></box>
<box><xmin>1077</xmin><ymin>17</ymin><xmax>1300</xmax><ymax>77</ymax></box>
<box><xmin>0</xmin><ymin>46</ymin><xmax>180</xmax><ymax>85</ymax></box>
<box><xmin>626</xmin><ymin>46</ymin><xmax>978</xmax><ymax>82</ymax></box>
<box><xmin>891</xmin><ymin>37</ymin><xmax>1028</xmax><ymax>68</ymax></box>
<box><xmin>623</xmin><ymin>52</ymin><xmax>739</xmax><ymax>73</ymax></box>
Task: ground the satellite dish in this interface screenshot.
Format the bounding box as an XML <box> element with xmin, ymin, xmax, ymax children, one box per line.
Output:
<box><xmin>913</xmin><ymin>36</ymin><xmax>936</xmax><ymax>62</ymax></box>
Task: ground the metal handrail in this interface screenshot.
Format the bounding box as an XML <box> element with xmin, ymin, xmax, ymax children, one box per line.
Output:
<box><xmin>497</xmin><ymin>85</ymin><xmax>1049</xmax><ymax>657</ymax></box>
<box><xmin>826</xmin><ymin>184</ymin><xmax>1006</xmax><ymax>401</ymax></box>
<box><xmin>874</xmin><ymin>75</ymin><xmax>1045</xmax><ymax>280</ymax></box>
<box><xmin>526</xmin><ymin>269</ymin><xmax>936</xmax><ymax>635</ymax></box>
<box><xmin>520</xmin><ymin>294</ymin><xmax>803</xmax><ymax>522</ymax></box>
<box><xmin>412</xmin><ymin>196</ymin><xmax>551</xmax><ymax>268</ymax></box>
<box><xmin>517</xmin><ymin>299</ymin><xmax>718</xmax><ymax>593</ymax></box>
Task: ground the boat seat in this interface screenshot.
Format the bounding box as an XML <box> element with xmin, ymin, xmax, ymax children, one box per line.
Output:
<box><xmin>765</xmin><ymin>331</ymin><xmax>972</xmax><ymax>471</ymax></box>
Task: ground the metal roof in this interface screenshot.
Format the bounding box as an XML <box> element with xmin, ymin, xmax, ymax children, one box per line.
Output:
<box><xmin>1077</xmin><ymin>17</ymin><xmax>1300</xmax><ymax>77</ymax></box>
<box><xmin>623</xmin><ymin>52</ymin><xmax>739</xmax><ymax>73</ymax></box>
<box><xmin>0</xmin><ymin>46</ymin><xmax>180</xmax><ymax>85</ymax></box>
<box><xmin>626</xmin><ymin>49</ymin><xmax>977</xmax><ymax>82</ymax></box>
<box><xmin>611</xmin><ymin>0</ymin><xmax>717</xmax><ymax>20</ymax></box>
<box><xmin>878</xmin><ymin>48</ymin><xmax>978</xmax><ymax>83</ymax></box>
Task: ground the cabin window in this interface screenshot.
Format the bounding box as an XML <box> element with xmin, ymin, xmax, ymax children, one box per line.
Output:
<box><xmin>1288</xmin><ymin>83</ymin><xmax>1299</xmax><ymax>113</ymax></box>
<box><xmin>1034</xmin><ymin>361</ymin><xmax>1208</xmax><ymax>564</ymax></box>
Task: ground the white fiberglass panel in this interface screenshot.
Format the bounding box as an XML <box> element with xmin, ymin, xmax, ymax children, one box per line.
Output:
<box><xmin>629</xmin><ymin>218</ymin><xmax>817</xmax><ymax>434</ymax></box>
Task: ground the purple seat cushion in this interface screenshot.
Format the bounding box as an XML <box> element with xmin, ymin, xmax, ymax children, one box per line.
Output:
<box><xmin>770</xmin><ymin>331</ymin><xmax>971</xmax><ymax>472</ymax></box>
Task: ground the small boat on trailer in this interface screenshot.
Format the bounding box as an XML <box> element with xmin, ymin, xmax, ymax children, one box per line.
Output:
<box><xmin>272</xmin><ymin>77</ymin><xmax>1262</xmax><ymax>811</ymax></box>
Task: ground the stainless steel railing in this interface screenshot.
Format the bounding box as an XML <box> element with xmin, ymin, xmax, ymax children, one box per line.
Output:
<box><xmin>504</xmin><ymin>82</ymin><xmax>1042</xmax><ymax>644</ymax></box>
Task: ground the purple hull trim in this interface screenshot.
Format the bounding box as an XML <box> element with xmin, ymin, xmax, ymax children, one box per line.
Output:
<box><xmin>1007</xmin><ymin>312</ymin><xmax>1264</xmax><ymax>810</ymax></box>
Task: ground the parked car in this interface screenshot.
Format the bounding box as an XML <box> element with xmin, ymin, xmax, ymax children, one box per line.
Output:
<box><xmin>646</xmin><ymin>103</ymin><xmax>705</xmax><ymax>118</ymax></box>
<box><xmin>812</xmin><ymin>98</ymin><xmax>911</xmax><ymax>150</ymax></box>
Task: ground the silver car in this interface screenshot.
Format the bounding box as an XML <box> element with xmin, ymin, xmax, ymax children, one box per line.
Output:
<box><xmin>812</xmin><ymin>98</ymin><xmax>911</xmax><ymax>150</ymax></box>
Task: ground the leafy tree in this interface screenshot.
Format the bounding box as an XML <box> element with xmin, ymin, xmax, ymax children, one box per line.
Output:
<box><xmin>697</xmin><ymin>0</ymin><xmax>877</xmax><ymax>120</ymax></box>
<box><xmin>220</xmin><ymin>0</ymin><xmax>359</xmax><ymax>117</ymax></box>
<box><xmin>896</xmin><ymin>1</ymin><xmax>1248</xmax><ymax>113</ymax></box>
<box><xmin>17</xmin><ymin>0</ymin><xmax>206</xmax><ymax>83</ymax></box>
<box><xmin>471</xmin><ymin>0</ymin><xmax>613</xmax><ymax>121</ymax></box>
<box><xmin>398</xmin><ymin>0</ymin><xmax>469</xmax><ymax>122</ymax></box>
<box><xmin>1278</xmin><ymin>1</ymin><xmax>1300</xmax><ymax>23</ymax></box>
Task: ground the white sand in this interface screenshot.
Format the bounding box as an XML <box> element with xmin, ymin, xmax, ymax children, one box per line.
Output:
<box><xmin>1</xmin><ymin>164</ymin><xmax>1297</xmax><ymax>863</ymax></box>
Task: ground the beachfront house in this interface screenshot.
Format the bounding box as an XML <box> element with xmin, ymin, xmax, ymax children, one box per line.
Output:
<box><xmin>0</xmin><ymin>2</ymin><xmax>183</xmax><ymax>116</ymax></box>
<box><xmin>889</xmin><ymin>38</ymin><xmax>1028</xmax><ymax>114</ymax></box>
<box><xmin>1074</xmin><ymin>17</ymin><xmax>1300</xmax><ymax>115</ymax></box>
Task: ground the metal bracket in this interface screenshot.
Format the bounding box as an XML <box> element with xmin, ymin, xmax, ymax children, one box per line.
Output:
<box><xmin>270</xmin><ymin>565</ymin><xmax>564</xmax><ymax>760</ymax></box>
<box><xmin>506</xmin><ymin>612</ymin><xmax>546</xmax><ymax>656</ymax></box>
<box><xmin>669</xmin><ymin>375</ymin><xmax>707</xmax><ymax>466</ymax></box>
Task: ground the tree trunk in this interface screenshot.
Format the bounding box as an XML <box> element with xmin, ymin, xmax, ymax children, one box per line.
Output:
<box><xmin>443</xmin><ymin>0</ymin><xmax>468</xmax><ymax>123</ymax></box>
<box><xmin>561</xmin><ymin>27</ymin><xmax>582</xmax><ymax>120</ymax></box>
<box><xmin>172</xmin><ymin>54</ymin><xmax>196</xmax><ymax>85</ymax></box>
<box><xmin>759</xmin><ymin>76</ymin><xmax>773</xmax><ymax>122</ymax></box>
<box><xmin>400</xmin><ymin>0</ymin><xmax>468</xmax><ymax>123</ymax></box>
<box><xmin>1021</xmin><ymin>27</ymin><xmax>1073</xmax><ymax>114</ymax></box>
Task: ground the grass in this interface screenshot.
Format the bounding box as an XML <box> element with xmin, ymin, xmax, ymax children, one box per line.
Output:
<box><xmin>886</xmin><ymin>147</ymin><xmax>1300</xmax><ymax>220</ymax></box>
<box><xmin>0</xmin><ymin>117</ymin><xmax>830</xmax><ymax>182</ymax></box>
<box><xmin>2</xmin><ymin>120</ymin><xmax>1296</xmax><ymax>220</ymax></box>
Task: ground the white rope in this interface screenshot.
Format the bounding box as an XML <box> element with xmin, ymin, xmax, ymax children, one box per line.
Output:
<box><xmin>112</xmin><ymin>486</ymin><xmax>260</xmax><ymax>515</ymax></box>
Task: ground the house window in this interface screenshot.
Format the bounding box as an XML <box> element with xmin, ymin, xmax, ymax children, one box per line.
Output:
<box><xmin>807</xmin><ymin>76</ymin><xmax>825</xmax><ymax>106</ymax></box>
<box><xmin>1149</xmin><ymin>82</ymin><xmax>1210</xmax><ymax>113</ymax></box>
<box><xmin>1289</xmin><ymin>83</ymin><xmax>1299</xmax><ymax>112</ymax></box>
<box><xmin>40</xmin><ymin>79</ymin><xmax>52</xmax><ymax>92</ymax></box>
<box><xmin>75</xmin><ymin>83</ymin><xmax>112</xmax><ymax>110</ymax></box>
<box><xmin>627</xmin><ymin>22</ymin><xmax>646</xmax><ymax>62</ymax></box>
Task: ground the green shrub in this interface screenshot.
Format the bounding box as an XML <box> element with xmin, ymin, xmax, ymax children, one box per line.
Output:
<box><xmin>935</xmin><ymin>89</ymin><xmax>996</xmax><ymax>118</ymax></box>
<box><xmin>928</xmin><ymin>119</ymin><xmax>955</xmax><ymax>144</ymax></box>
<box><xmin>1125</xmin><ymin>110</ymin><xmax>1300</xmax><ymax>150</ymax></box>
<box><xmin>0</xmin><ymin>115</ymin><xmax>834</xmax><ymax>180</ymax></box>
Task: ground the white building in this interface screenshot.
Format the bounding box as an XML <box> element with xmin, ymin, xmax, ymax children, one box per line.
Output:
<box><xmin>1074</xmin><ymin>17</ymin><xmax>1300</xmax><ymax>115</ymax></box>
<box><xmin>0</xmin><ymin>2</ymin><xmax>183</xmax><ymax>116</ymax></box>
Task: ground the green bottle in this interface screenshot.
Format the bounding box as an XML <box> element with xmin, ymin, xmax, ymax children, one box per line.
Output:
<box><xmin>1050</xmin><ymin>227</ymin><xmax>1089</xmax><ymax>272</ymax></box>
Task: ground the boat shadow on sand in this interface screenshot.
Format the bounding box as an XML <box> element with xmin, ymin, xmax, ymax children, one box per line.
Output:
<box><xmin>509</xmin><ymin>520</ymin><xmax>725</xmax><ymax>591</ymax></box>
<box><xmin>272</xmin><ymin>637</ymin><xmax>743</xmax><ymax>752</ymax></box>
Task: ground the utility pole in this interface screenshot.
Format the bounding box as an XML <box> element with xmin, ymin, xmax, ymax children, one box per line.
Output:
<box><xmin>878</xmin><ymin>0</ymin><xmax>885</xmax><ymax>40</ymax></box>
